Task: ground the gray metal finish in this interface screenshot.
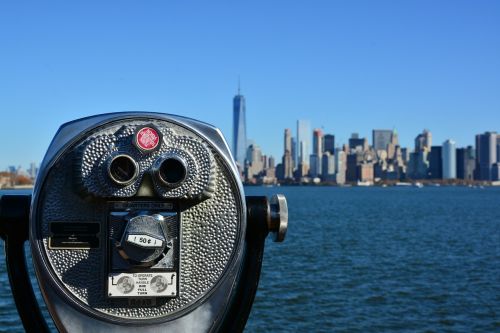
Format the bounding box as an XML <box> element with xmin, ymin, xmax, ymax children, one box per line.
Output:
<box><xmin>119</xmin><ymin>214</ymin><xmax>169</xmax><ymax>265</ymax></box>
<box><xmin>29</xmin><ymin>113</ymin><xmax>246</xmax><ymax>330</ymax></box>
<box><xmin>269</xmin><ymin>194</ymin><xmax>288</xmax><ymax>242</ymax></box>
<box><xmin>78</xmin><ymin>121</ymin><xmax>215</xmax><ymax>199</ymax></box>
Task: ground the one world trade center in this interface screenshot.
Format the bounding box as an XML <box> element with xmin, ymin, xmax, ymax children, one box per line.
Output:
<box><xmin>232</xmin><ymin>86</ymin><xmax>247</xmax><ymax>169</ymax></box>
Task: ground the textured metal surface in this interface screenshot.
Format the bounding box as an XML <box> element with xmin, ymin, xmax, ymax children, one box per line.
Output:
<box><xmin>78</xmin><ymin>121</ymin><xmax>216</xmax><ymax>199</ymax></box>
<box><xmin>35</xmin><ymin>118</ymin><xmax>241</xmax><ymax>320</ymax></box>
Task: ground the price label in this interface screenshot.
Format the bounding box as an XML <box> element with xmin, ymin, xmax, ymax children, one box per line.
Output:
<box><xmin>126</xmin><ymin>234</ymin><xmax>163</xmax><ymax>248</ymax></box>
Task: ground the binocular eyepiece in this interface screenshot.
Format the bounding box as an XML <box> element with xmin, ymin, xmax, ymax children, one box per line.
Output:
<box><xmin>0</xmin><ymin>112</ymin><xmax>288</xmax><ymax>333</ymax></box>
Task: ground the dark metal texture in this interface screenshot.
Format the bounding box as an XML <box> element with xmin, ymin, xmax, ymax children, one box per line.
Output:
<box><xmin>0</xmin><ymin>194</ymin><xmax>50</xmax><ymax>333</ymax></box>
<box><xmin>217</xmin><ymin>196</ymin><xmax>270</xmax><ymax>333</ymax></box>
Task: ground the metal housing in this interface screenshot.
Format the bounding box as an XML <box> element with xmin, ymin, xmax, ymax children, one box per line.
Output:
<box><xmin>29</xmin><ymin>112</ymin><xmax>247</xmax><ymax>332</ymax></box>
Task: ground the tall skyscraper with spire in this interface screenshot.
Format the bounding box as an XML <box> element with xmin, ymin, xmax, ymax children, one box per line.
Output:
<box><xmin>232</xmin><ymin>82</ymin><xmax>247</xmax><ymax>168</ymax></box>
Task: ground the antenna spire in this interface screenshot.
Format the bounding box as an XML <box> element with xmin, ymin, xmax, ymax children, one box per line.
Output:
<box><xmin>238</xmin><ymin>76</ymin><xmax>241</xmax><ymax>95</ymax></box>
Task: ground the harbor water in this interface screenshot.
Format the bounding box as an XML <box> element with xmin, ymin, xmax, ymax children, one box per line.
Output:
<box><xmin>1</xmin><ymin>187</ymin><xmax>499</xmax><ymax>332</ymax></box>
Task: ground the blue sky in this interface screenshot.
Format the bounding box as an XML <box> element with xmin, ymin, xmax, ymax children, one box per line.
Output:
<box><xmin>1</xmin><ymin>1</ymin><xmax>499</xmax><ymax>170</ymax></box>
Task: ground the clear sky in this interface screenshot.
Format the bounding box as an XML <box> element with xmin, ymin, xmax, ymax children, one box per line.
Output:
<box><xmin>1</xmin><ymin>1</ymin><xmax>499</xmax><ymax>170</ymax></box>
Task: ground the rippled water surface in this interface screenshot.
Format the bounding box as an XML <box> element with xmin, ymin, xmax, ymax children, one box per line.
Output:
<box><xmin>1</xmin><ymin>187</ymin><xmax>499</xmax><ymax>332</ymax></box>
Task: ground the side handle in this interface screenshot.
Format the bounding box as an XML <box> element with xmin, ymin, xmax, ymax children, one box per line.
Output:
<box><xmin>0</xmin><ymin>194</ymin><xmax>50</xmax><ymax>333</ymax></box>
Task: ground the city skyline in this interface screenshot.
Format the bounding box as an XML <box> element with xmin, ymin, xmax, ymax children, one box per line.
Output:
<box><xmin>1</xmin><ymin>2</ymin><xmax>499</xmax><ymax>169</ymax></box>
<box><xmin>3</xmin><ymin>119</ymin><xmax>499</xmax><ymax>175</ymax></box>
<box><xmin>3</xmin><ymin>124</ymin><xmax>499</xmax><ymax>186</ymax></box>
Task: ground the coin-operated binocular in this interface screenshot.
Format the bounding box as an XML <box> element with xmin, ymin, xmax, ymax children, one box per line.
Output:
<box><xmin>0</xmin><ymin>112</ymin><xmax>287</xmax><ymax>333</ymax></box>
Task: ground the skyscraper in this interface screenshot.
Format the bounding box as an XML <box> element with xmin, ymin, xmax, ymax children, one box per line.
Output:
<box><xmin>321</xmin><ymin>152</ymin><xmax>335</xmax><ymax>181</ymax></box>
<box><xmin>415</xmin><ymin>129</ymin><xmax>432</xmax><ymax>152</ymax></box>
<box><xmin>456</xmin><ymin>146</ymin><xmax>475</xmax><ymax>180</ymax></box>
<box><xmin>291</xmin><ymin>137</ymin><xmax>297</xmax><ymax>169</ymax></box>
<box><xmin>492</xmin><ymin>163</ymin><xmax>500</xmax><ymax>181</ymax></box>
<box><xmin>232</xmin><ymin>87</ymin><xmax>247</xmax><ymax>167</ymax></box>
<box><xmin>442</xmin><ymin>140</ymin><xmax>456</xmax><ymax>179</ymax></box>
<box><xmin>386</xmin><ymin>129</ymin><xmax>399</xmax><ymax>160</ymax></box>
<box><xmin>297</xmin><ymin>120</ymin><xmax>311</xmax><ymax>175</ymax></box>
<box><xmin>349</xmin><ymin>133</ymin><xmax>368</xmax><ymax>152</ymax></box>
<box><xmin>372</xmin><ymin>129</ymin><xmax>392</xmax><ymax>152</ymax></box>
<box><xmin>334</xmin><ymin>147</ymin><xmax>346</xmax><ymax>185</ymax></box>
<box><xmin>475</xmin><ymin>132</ymin><xmax>497</xmax><ymax>180</ymax></box>
<box><xmin>497</xmin><ymin>136</ymin><xmax>500</xmax><ymax>162</ymax></box>
<box><xmin>324</xmin><ymin>134</ymin><xmax>335</xmax><ymax>154</ymax></box>
<box><xmin>312</xmin><ymin>129</ymin><xmax>323</xmax><ymax>155</ymax></box>
<box><xmin>428</xmin><ymin>146</ymin><xmax>442</xmax><ymax>179</ymax></box>
<box><xmin>245</xmin><ymin>144</ymin><xmax>263</xmax><ymax>180</ymax></box>
<box><xmin>309</xmin><ymin>128</ymin><xmax>323</xmax><ymax>177</ymax></box>
<box><xmin>284</xmin><ymin>128</ymin><xmax>293</xmax><ymax>153</ymax></box>
<box><xmin>283</xmin><ymin>129</ymin><xmax>294</xmax><ymax>179</ymax></box>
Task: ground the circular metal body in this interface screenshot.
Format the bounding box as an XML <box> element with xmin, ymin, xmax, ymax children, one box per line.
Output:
<box><xmin>29</xmin><ymin>113</ymin><xmax>247</xmax><ymax>332</ymax></box>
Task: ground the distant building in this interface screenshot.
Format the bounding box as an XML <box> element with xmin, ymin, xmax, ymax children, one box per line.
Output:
<box><xmin>349</xmin><ymin>134</ymin><xmax>368</xmax><ymax>152</ymax></box>
<box><xmin>263</xmin><ymin>156</ymin><xmax>277</xmax><ymax>184</ymax></box>
<box><xmin>0</xmin><ymin>173</ymin><xmax>11</xmax><ymax>188</ymax></box>
<box><xmin>442</xmin><ymin>140</ymin><xmax>456</xmax><ymax>179</ymax></box>
<box><xmin>321</xmin><ymin>152</ymin><xmax>335</xmax><ymax>181</ymax></box>
<box><xmin>245</xmin><ymin>144</ymin><xmax>263</xmax><ymax>181</ymax></box>
<box><xmin>428</xmin><ymin>146</ymin><xmax>442</xmax><ymax>179</ymax></box>
<box><xmin>497</xmin><ymin>136</ymin><xmax>500</xmax><ymax>162</ymax></box>
<box><xmin>28</xmin><ymin>162</ymin><xmax>38</xmax><ymax>180</ymax></box>
<box><xmin>415</xmin><ymin>129</ymin><xmax>432</xmax><ymax>152</ymax></box>
<box><xmin>310</xmin><ymin>129</ymin><xmax>323</xmax><ymax>176</ymax></box>
<box><xmin>297</xmin><ymin>120</ymin><xmax>311</xmax><ymax>174</ymax></box>
<box><xmin>312</xmin><ymin>129</ymin><xmax>323</xmax><ymax>155</ymax></box>
<box><xmin>232</xmin><ymin>88</ymin><xmax>247</xmax><ymax>168</ymax></box>
<box><xmin>372</xmin><ymin>129</ymin><xmax>392</xmax><ymax>152</ymax></box>
<box><xmin>284</xmin><ymin>128</ymin><xmax>293</xmax><ymax>154</ymax></box>
<box><xmin>358</xmin><ymin>163</ymin><xmax>374</xmax><ymax>183</ymax></box>
<box><xmin>334</xmin><ymin>148</ymin><xmax>346</xmax><ymax>185</ymax></box>
<box><xmin>406</xmin><ymin>129</ymin><xmax>432</xmax><ymax>179</ymax></box>
<box><xmin>346</xmin><ymin>152</ymin><xmax>363</xmax><ymax>182</ymax></box>
<box><xmin>309</xmin><ymin>154</ymin><xmax>321</xmax><ymax>178</ymax></box>
<box><xmin>386</xmin><ymin>130</ymin><xmax>399</xmax><ymax>160</ymax></box>
<box><xmin>324</xmin><ymin>134</ymin><xmax>335</xmax><ymax>154</ymax></box>
<box><xmin>492</xmin><ymin>163</ymin><xmax>500</xmax><ymax>181</ymax></box>
<box><xmin>407</xmin><ymin>151</ymin><xmax>429</xmax><ymax>179</ymax></box>
<box><xmin>275</xmin><ymin>163</ymin><xmax>284</xmax><ymax>181</ymax></box>
<box><xmin>475</xmin><ymin>132</ymin><xmax>497</xmax><ymax>180</ymax></box>
<box><xmin>456</xmin><ymin>146</ymin><xmax>475</xmax><ymax>180</ymax></box>
<box><xmin>282</xmin><ymin>129</ymin><xmax>294</xmax><ymax>179</ymax></box>
<box><xmin>282</xmin><ymin>151</ymin><xmax>294</xmax><ymax>180</ymax></box>
<box><xmin>401</xmin><ymin>148</ymin><xmax>410</xmax><ymax>163</ymax></box>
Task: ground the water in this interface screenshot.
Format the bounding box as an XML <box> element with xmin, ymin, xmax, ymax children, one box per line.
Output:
<box><xmin>1</xmin><ymin>187</ymin><xmax>499</xmax><ymax>332</ymax></box>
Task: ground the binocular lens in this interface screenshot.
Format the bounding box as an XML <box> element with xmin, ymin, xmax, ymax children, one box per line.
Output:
<box><xmin>158</xmin><ymin>157</ymin><xmax>187</xmax><ymax>185</ymax></box>
<box><xmin>108</xmin><ymin>155</ymin><xmax>138</xmax><ymax>185</ymax></box>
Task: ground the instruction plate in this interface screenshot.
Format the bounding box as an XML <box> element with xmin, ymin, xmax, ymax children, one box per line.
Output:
<box><xmin>107</xmin><ymin>272</ymin><xmax>177</xmax><ymax>298</ymax></box>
